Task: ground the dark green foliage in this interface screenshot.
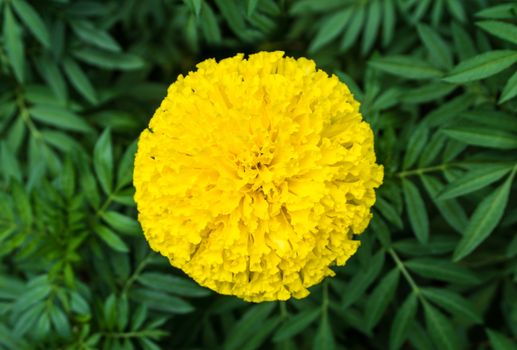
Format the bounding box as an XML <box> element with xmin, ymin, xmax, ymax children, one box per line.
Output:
<box><xmin>1</xmin><ymin>0</ymin><xmax>517</xmax><ymax>349</ymax></box>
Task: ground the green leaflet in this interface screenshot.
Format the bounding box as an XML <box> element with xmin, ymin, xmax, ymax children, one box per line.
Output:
<box><xmin>444</xmin><ymin>50</ymin><xmax>517</xmax><ymax>83</ymax></box>
<box><xmin>454</xmin><ymin>169</ymin><xmax>516</xmax><ymax>261</ymax></box>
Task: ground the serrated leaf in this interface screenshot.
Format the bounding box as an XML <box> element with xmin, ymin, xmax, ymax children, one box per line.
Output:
<box><xmin>370</xmin><ymin>56</ymin><xmax>443</xmax><ymax>80</ymax></box>
<box><xmin>438</xmin><ymin>164</ymin><xmax>513</xmax><ymax>200</ymax></box>
<box><xmin>3</xmin><ymin>6</ymin><xmax>25</xmax><ymax>82</ymax></box>
<box><xmin>422</xmin><ymin>288</ymin><xmax>482</xmax><ymax>323</ymax></box>
<box><xmin>454</xmin><ymin>170</ymin><xmax>515</xmax><ymax>261</ymax></box>
<box><xmin>94</xmin><ymin>128</ymin><xmax>113</xmax><ymax>194</ymax></box>
<box><xmin>405</xmin><ymin>258</ymin><xmax>479</xmax><ymax>284</ymax></box>
<box><xmin>417</xmin><ymin>24</ymin><xmax>453</xmax><ymax>69</ymax></box>
<box><xmin>11</xmin><ymin>0</ymin><xmax>50</xmax><ymax>47</ymax></box>
<box><xmin>30</xmin><ymin>105</ymin><xmax>92</xmax><ymax>133</ymax></box>
<box><xmin>423</xmin><ymin>302</ymin><xmax>459</xmax><ymax>350</ymax></box>
<box><xmin>477</xmin><ymin>21</ymin><xmax>517</xmax><ymax>45</ymax></box>
<box><xmin>443</xmin><ymin>50</ymin><xmax>517</xmax><ymax>83</ymax></box>
<box><xmin>63</xmin><ymin>57</ymin><xmax>98</xmax><ymax>104</ymax></box>
<box><xmin>402</xmin><ymin>179</ymin><xmax>429</xmax><ymax>244</ymax></box>
<box><xmin>273</xmin><ymin>308</ymin><xmax>320</xmax><ymax>342</ymax></box>
<box><xmin>442</xmin><ymin>126</ymin><xmax>517</xmax><ymax>149</ymax></box>
<box><xmin>390</xmin><ymin>292</ymin><xmax>418</xmax><ymax>350</ymax></box>
<box><xmin>500</xmin><ymin>70</ymin><xmax>517</xmax><ymax>103</ymax></box>
<box><xmin>96</xmin><ymin>225</ymin><xmax>128</xmax><ymax>253</ymax></box>
<box><xmin>365</xmin><ymin>268</ymin><xmax>400</xmax><ymax>330</ymax></box>
<box><xmin>486</xmin><ymin>329</ymin><xmax>517</xmax><ymax>350</ymax></box>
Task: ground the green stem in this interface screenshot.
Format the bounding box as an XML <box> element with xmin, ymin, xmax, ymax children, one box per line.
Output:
<box><xmin>279</xmin><ymin>301</ymin><xmax>288</xmax><ymax>319</ymax></box>
<box><xmin>388</xmin><ymin>248</ymin><xmax>424</xmax><ymax>300</ymax></box>
<box><xmin>122</xmin><ymin>253</ymin><xmax>152</xmax><ymax>294</ymax></box>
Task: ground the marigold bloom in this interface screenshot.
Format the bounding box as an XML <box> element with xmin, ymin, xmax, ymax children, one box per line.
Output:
<box><xmin>134</xmin><ymin>51</ymin><xmax>383</xmax><ymax>302</ymax></box>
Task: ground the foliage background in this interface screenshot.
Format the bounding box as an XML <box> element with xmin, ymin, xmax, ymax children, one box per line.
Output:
<box><xmin>1</xmin><ymin>0</ymin><xmax>517</xmax><ymax>349</ymax></box>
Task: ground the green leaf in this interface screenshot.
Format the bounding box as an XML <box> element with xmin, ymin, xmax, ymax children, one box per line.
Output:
<box><xmin>73</xmin><ymin>47</ymin><xmax>144</xmax><ymax>70</ymax></box>
<box><xmin>500</xmin><ymin>70</ymin><xmax>517</xmax><ymax>104</ymax></box>
<box><xmin>242</xmin><ymin>316</ymin><xmax>281</xmax><ymax>350</ymax></box>
<box><xmin>94</xmin><ymin>128</ymin><xmax>113</xmax><ymax>194</ymax></box>
<box><xmin>200</xmin><ymin>3</ymin><xmax>222</xmax><ymax>44</ymax></box>
<box><xmin>362</xmin><ymin>0</ymin><xmax>381</xmax><ymax>54</ymax></box>
<box><xmin>341</xmin><ymin>250</ymin><xmax>385</xmax><ymax>308</ymax></box>
<box><xmin>369</xmin><ymin>56</ymin><xmax>443</xmax><ymax>80</ymax></box>
<box><xmin>486</xmin><ymin>329</ymin><xmax>517</xmax><ymax>350</ymax></box>
<box><xmin>309</xmin><ymin>8</ymin><xmax>351</xmax><ymax>52</ymax></box>
<box><xmin>476</xmin><ymin>3</ymin><xmax>517</xmax><ymax>19</ymax></box>
<box><xmin>63</xmin><ymin>57</ymin><xmax>98</xmax><ymax>104</ymax></box>
<box><xmin>403</xmin><ymin>125</ymin><xmax>429</xmax><ymax>169</ymax></box>
<box><xmin>405</xmin><ymin>258</ymin><xmax>479</xmax><ymax>284</ymax></box>
<box><xmin>417</xmin><ymin>24</ymin><xmax>453</xmax><ymax>69</ymax></box>
<box><xmin>11</xmin><ymin>180</ymin><xmax>32</xmax><ymax>227</ymax></box>
<box><xmin>382</xmin><ymin>0</ymin><xmax>395</xmax><ymax>46</ymax></box>
<box><xmin>102</xmin><ymin>211</ymin><xmax>140</xmax><ymax>235</ymax></box>
<box><xmin>71</xmin><ymin>20</ymin><xmax>121</xmax><ymax>52</ymax></box>
<box><xmin>421</xmin><ymin>288</ymin><xmax>482</xmax><ymax>323</ymax></box>
<box><xmin>30</xmin><ymin>105</ymin><xmax>92</xmax><ymax>133</ymax></box>
<box><xmin>376</xmin><ymin>196</ymin><xmax>403</xmax><ymax>229</ymax></box>
<box><xmin>11</xmin><ymin>0</ymin><xmax>50</xmax><ymax>47</ymax></box>
<box><xmin>313</xmin><ymin>312</ymin><xmax>334</xmax><ymax>350</ymax></box>
<box><xmin>477</xmin><ymin>21</ymin><xmax>517</xmax><ymax>45</ymax></box>
<box><xmin>96</xmin><ymin>225</ymin><xmax>129</xmax><ymax>253</ymax></box>
<box><xmin>117</xmin><ymin>141</ymin><xmax>137</xmax><ymax>188</ymax></box>
<box><xmin>273</xmin><ymin>308</ymin><xmax>320</xmax><ymax>342</ymax></box>
<box><xmin>365</xmin><ymin>268</ymin><xmax>400</xmax><ymax>330</ymax></box>
<box><xmin>421</xmin><ymin>175</ymin><xmax>468</xmax><ymax>234</ymax></box>
<box><xmin>390</xmin><ymin>292</ymin><xmax>418</xmax><ymax>350</ymax></box>
<box><xmin>49</xmin><ymin>306</ymin><xmax>71</xmax><ymax>338</ymax></box>
<box><xmin>340</xmin><ymin>4</ymin><xmax>364</xmax><ymax>50</ymax></box>
<box><xmin>3</xmin><ymin>6</ymin><xmax>25</xmax><ymax>82</ymax></box>
<box><xmin>137</xmin><ymin>272</ymin><xmax>211</xmax><ymax>298</ymax></box>
<box><xmin>453</xmin><ymin>170</ymin><xmax>516</xmax><ymax>261</ymax></box>
<box><xmin>438</xmin><ymin>164</ymin><xmax>513</xmax><ymax>200</ymax></box>
<box><xmin>423</xmin><ymin>302</ymin><xmax>459</xmax><ymax>350</ymax></box>
<box><xmin>224</xmin><ymin>303</ymin><xmax>275</xmax><ymax>350</ymax></box>
<box><xmin>442</xmin><ymin>126</ymin><xmax>517</xmax><ymax>149</ymax></box>
<box><xmin>444</xmin><ymin>50</ymin><xmax>517</xmax><ymax>83</ymax></box>
<box><xmin>402</xmin><ymin>179</ymin><xmax>429</xmax><ymax>244</ymax></box>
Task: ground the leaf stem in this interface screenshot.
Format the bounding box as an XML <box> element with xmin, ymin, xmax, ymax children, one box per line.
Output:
<box><xmin>122</xmin><ymin>252</ymin><xmax>152</xmax><ymax>294</ymax></box>
<box><xmin>388</xmin><ymin>248</ymin><xmax>424</xmax><ymax>301</ymax></box>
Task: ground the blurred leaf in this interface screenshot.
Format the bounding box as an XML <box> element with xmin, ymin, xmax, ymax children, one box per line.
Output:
<box><xmin>417</xmin><ymin>24</ymin><xmax>453</xmax><ymax>69</ymax></box>
<box><xmin>94</xmin><ymin>128</ymin><xmax>113</xmax><ymax>194</ymax></box>
<box><xmin>486</xmin><ymin>329</ymin><xmax>517</xmax><ymax>350</ymax></box>
<box><xmin>30</xmin><ymin>105</ymin><xmax>92</xmax><ymax>133</ymax></box>
<box><xmin>96</xmin><ymin>225</ymin><xmax>129</xmax><ymax>253</ymax></box>
<box><xmin>62</xmin><ymin>57</ymin><xmax>98</xmax><ymax>104</ymax></box>
<box><xmin>224</xmin><ymin>303</ymin><xmax>275</xmax><ymax>350</ymax></box>
<box><xmin>3</xmin><ymin>6</ymin><xmax>25</xmax><ymax>82</ymax></box>
<box><xmin>500</xmin><ymin>71</ymin><xmax>517</xmax><ymax>104</ymax></box>
<box><xmin>477</xmin><ymin>21</ymin><xmax>517</xmax><ymax>45</ymax></box>
<box><xmin>137</xmin><ymin>272</ymin><xmax>211</xmax><ymax>298</ymax></box>
<box><xmin>444</xmin><ymin>50</ymin><xmax>517</xmax><ymax>83</ymax></box>
<box><xmin>73</xmin><ymin>47</ymin><xmax>145</xmax><ymax>70</ymax></box>
<box><xmin>313</xmin><ymin>312</ymin><xmax>334</xmax><ymax>350</ymax></box>
<box><xmin>71</xmin><ymin>20</ymin><xmax>121</xmax><ymax>52</ymax></box>
<box><xmin>370</xmin><ymin>56</ymin><xmax>443</xmax><ymax>80</ymax></box>
<box><xmin>11</xmin><ymin>0</ymin><xmax>50</xmax><ymax>47</ymax></box>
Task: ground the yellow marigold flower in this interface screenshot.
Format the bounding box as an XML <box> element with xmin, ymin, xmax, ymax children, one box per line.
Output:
<box><xmin>134</xmin><ymin>51</ymin><xmax>383</xmax><ymax>302</ymax></box>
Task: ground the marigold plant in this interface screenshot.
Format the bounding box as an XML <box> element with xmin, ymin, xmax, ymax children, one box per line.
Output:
<box><xmin>134</xmin><ymin>51</ymin><xmax>383</xmax><ymax>302</ymax></box>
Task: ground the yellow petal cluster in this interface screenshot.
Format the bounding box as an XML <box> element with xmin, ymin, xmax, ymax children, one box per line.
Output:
<box><xmin>133</xmin><ymin>51</ymin><xmax>383</xmax><ymax>302</ymax></box>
